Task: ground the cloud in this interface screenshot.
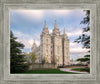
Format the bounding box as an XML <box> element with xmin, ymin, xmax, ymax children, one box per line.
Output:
<box><xmin>69</xmin><ymin>42</ymin><xmax>89</xmax><ymax>60</ymax></box>
<box><xmin>11</xmin><ymin>10</ymin><xmax>44</xmax><ymax>21</ymax></box>
<box><xmin>13</xmin><ymin>30</ymin><xmax>40</xmax><ymax>49</ymax></box>
<box><xmin>70</xmin><ymin>53</ymin><xmax>87</xmax><ymax>60</ymax></box>
<box><xmin>13</xmin><ymin>30</ymin><xmax>30</xmax><ymax>39</ymax></box>
<box><xmin>70</xmin><ymin>42</ymin><xmax>77</xmax><ymax>47</ymax></box>
<box><xmin>67</xmin><ymin>29</ymin><xmax>82</xmax><ymax>37</ymax></box>
<box><xmin>69</xmin><ymin>42</ymin><xmax>89</xmax><ymax>54</ymax></box>
<box><xmin>47</xmin><ymin>10</ymin><xmax>85</xmax><ymax>17</ymax></box>
<box><xmin>17</xmin><ymin>39</ymin><xmax>40</xmax><ymax>49</ymax></box>
<box><xmin>10</xmin><ymin>10</ymin><xmax>76</xmax><ymax>24</ymax></box>
<box><xmin>66</xmin><ymin>27</ymin><xmax>90</xmax><ymax>37</ymax></box>
<box><xmin>65</xmin><ymin>26</ymin><xmax>83</xmax><ymax>37</ymax></box>
<box><xmin>28</xmin><ymin>39</ymin><xmax>40</xmax><ymax>46</ymax></box>
<box><xmin>59</xmin><ymin>27</ymin><xmax>83</xmax><ymax>38</ymax></box>
<box><xmin>51</xmin><ymin>10</ymin><xmax>72</xmax><ymax>16</ymax></box>
<box><xmin>49</xmin><ymin>29</ymin><xmax>53</xmax><ymax>34</ymax></box>
<box><xmin>70</xmin><ymin>47</ymin><xmax>88</xmax><ymax>54</ymax></box>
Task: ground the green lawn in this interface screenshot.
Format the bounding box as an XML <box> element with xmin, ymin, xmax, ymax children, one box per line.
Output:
<box><xmin>72</xmin><ymin>68</ymin><xmax>90</xmax><ymax>72</ymax></box>
<box><xmin>12</xmin><ymin>69</ymin><xmax>79</xmax><ymax>74</ymax></box>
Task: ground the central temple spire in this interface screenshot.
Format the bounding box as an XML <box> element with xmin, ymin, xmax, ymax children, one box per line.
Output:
<box><xmin>44</xmin><ymin>20</ymin><xmax>47</xmax><ymax>28</ymax></box>
<box><xmin>53</xmin><ymin>17</ymin><xmax>60</xmax><ymax>36</ymax></box>
<box><xmin>55</xmin><ymin>17</ymin><xmax>56</xmax><ymax>22</ymax></box>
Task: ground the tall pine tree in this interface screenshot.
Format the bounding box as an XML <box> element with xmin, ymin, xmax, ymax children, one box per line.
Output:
<box><xmin>10</xmin><ymin>31</ymin><xmax>29</xmax><ymax>73</ymax></box>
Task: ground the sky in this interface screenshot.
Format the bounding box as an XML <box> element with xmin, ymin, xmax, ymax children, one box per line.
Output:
<box><xmin>10</xmin><ymin>10</ymin><xmax>89</xmax><ymax>60</ymax></box>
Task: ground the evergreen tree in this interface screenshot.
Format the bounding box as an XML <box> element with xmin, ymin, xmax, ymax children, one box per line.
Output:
<box><xmin>74</xmin><ymin>10</ymin><xmax>90</xmax><ymax>63</ymax></box>
<box><xmin>10</xmin><ymin>31</ymin><xmax>29</xmax><ymax>73</ymax></box>
<box><xmin>76</xmin><ymin>55</ymin><xmax>90</xmax><ymax>63</ymax></box>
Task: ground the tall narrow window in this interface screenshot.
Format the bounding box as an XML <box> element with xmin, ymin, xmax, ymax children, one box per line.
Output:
<box><xmin>57</xmin><ymin>46</ymin><xmax>59</xmax><ymax>54</ymax></box>
<box><xmin>46</xmin><ymin>49</ymin><xmax>48</xmax><ymax>53</ymax></box>
<box><xmin>46</xmin><ymin>39</ymin><xmax>48</xmax><ymax>43</ymax></box>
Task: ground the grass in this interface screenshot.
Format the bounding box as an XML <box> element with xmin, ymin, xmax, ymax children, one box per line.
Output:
<box><xmin>12</xmin><ymin>69</ymin><xmax>79</xmax><ymax>74</ymax></box>
<box><xmin>72</xmin><ymin>68</ymin><xmax>90</xmax><ymax>72</ymax></box>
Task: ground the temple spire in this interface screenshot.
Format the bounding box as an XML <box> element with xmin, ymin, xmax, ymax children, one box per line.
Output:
<box><xmin>63</xmin><ymin>28</ymin><xmax>68</xmax><ymax>39</ymax></box>
<box><xmin>64</xmin><ymin>28</ymin><xmax>66</xmax><ymax>34</ymax></box>
<box><xmin>53</xmin><ymin>17</ymin><xmax>60</xmax><ymax>36</ymax></box>
<box><xmin>55</xmin><ymin>17</ymin><xmax>57</xmax><ymax>22</ymax></box>
<box><xmin>54</xmin><ymin>17</ymin><xmax>58</xmax><ymax>28</ymax></box>
<box><xmin>31</xmin><ymin>39</ymin><xmax>37</xmax><ymax>52</ymax></box>
<box><xmin>34</xmin><ymin>39</ymin><xmax>35</xmax><ymax>44</ymax></box>
<box><xmin>44</xmin><ymin>20</ymin><xmax>47</xmax><ymax>28</ymax></box>
<box><xmin>33</xmin><ymin>39</ymin><xmax>36</xmax><ymax>46</ymax></box>
<box><xmin>42</xmin><ymin>20</ymin><xmax>49</xmax><ymax>34</ymax></box>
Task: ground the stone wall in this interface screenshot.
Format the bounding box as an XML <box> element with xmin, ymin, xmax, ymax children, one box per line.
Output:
<box><xmin>29</xmin><ymin>63</ymin><xmax>57</xmax><ymax>70</ymax></box>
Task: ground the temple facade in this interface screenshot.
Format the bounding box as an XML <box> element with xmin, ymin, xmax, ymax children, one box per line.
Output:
<box><xmin>31</xmin><ymin>18</ymin><xmax>70</xmax><ymax>66</ymax></box>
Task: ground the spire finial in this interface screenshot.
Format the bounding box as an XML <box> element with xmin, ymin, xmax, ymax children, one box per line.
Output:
<box><xmin>54</xmin><ymin>17</ymin><xmax>57</xmax><ymax>28</ymax></box>
<box><xmin>44</xmin><ymin>20</ymin><xmax>47</xmax><ymax>28</ymax></box>
<box><xmin>45</xmin><ymin>20</ymin><xmax>46</xmax><ymax>24</ymax></box>
<box><xmin>63</xmin><ymin>28</ymin><xmax>68</xmax><ymax>38</ymax></box>
<box><xmin>55</xmin><ymin>17</ymin><xmax>56</xmax><ymax>22</ymax></box>
<box><xmin>64</xmin><ymin>28</ymin><xmax>66</xmax><ymax>34</ymax></box>
<box><xmin>34</xmin><ymin>39</ymin><xmax>35</xmax><ymax>43</ymax></box>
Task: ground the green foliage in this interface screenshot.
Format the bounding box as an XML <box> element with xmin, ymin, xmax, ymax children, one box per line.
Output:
<box><xmin>80</xmin><ymin>10</ymin><xmax>90</xmax><ymax>25</ymax></box>
<box><xmin>74</xmin><ymin>34</ymin><xmax>90</xmax><ymax>49</ymax></box>
<box><xmin>77</xmin><ymin>57</ymin><xmax>90</xmax><ymax>62</ymax></box>
<box><xmin>84</xmin><ymin>55</ymin><xmax>90</xmax><ymax>58</ymax></box>
<box><xmin>74</xmin><ymin>10</ymin><xmax>90</xmax><ymax>49</ymax></box>
<box><xmin>10</xmin><ymin>31</ymin><xmax>29</xmax><ymax>73</ymax></box>
<box><xmin>42</xmin><ymin>57</ymin><xmax>49</xmax><ymax>64</ymax></box>
<box><xmin>13</xmin><ymin>69</ymin><xmax>80</xmax><ymax>74</ymax></box>
<box><xmin>45</xmin><ymin>57</ymin><xmax>48</xmax><ymax>63</ymax></box>
<box><xmin>76</xmin><ymin>54</ymin><xmax>90</xmax><ymax>63</ymax></box>
<box><xmin>29</xmin><ymin>52</ymin><xmax>37</xmax><ymax>64</ymax></box>
<box><xmin>74</xmin><ymin>10</ymin><xmax>90</xmax><ymax>64</ymax></box>
<box><xmin>72</xmin><ymin>68</ymin><xmax>90</xmax><ymax>72</ymax></box>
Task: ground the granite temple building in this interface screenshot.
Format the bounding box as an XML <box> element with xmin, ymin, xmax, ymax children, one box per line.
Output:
<box><xmin>31</xmin><ymin>18</ymin><xmax>70</xmax><ymax>66</ymax></box>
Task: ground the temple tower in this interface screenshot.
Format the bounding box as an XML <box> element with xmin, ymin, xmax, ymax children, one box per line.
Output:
<box><xmin>52</xmin><ymin>17</ymin><xmax>63</xmax><ymax>66</ymax></box>
<box><xmin>62</xmin><ymin>28</ymin><xmax>70</xmax><ymax>65</ymax></box>
<box><xmin>40</xmin><ymin>21</ymin><xmax>51</xmax><ymax>63</ymax></box>
<box><xmin>31</xmin><ymin>40</ymin><xmax>37</xmax><ymax>53</ymax></box>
